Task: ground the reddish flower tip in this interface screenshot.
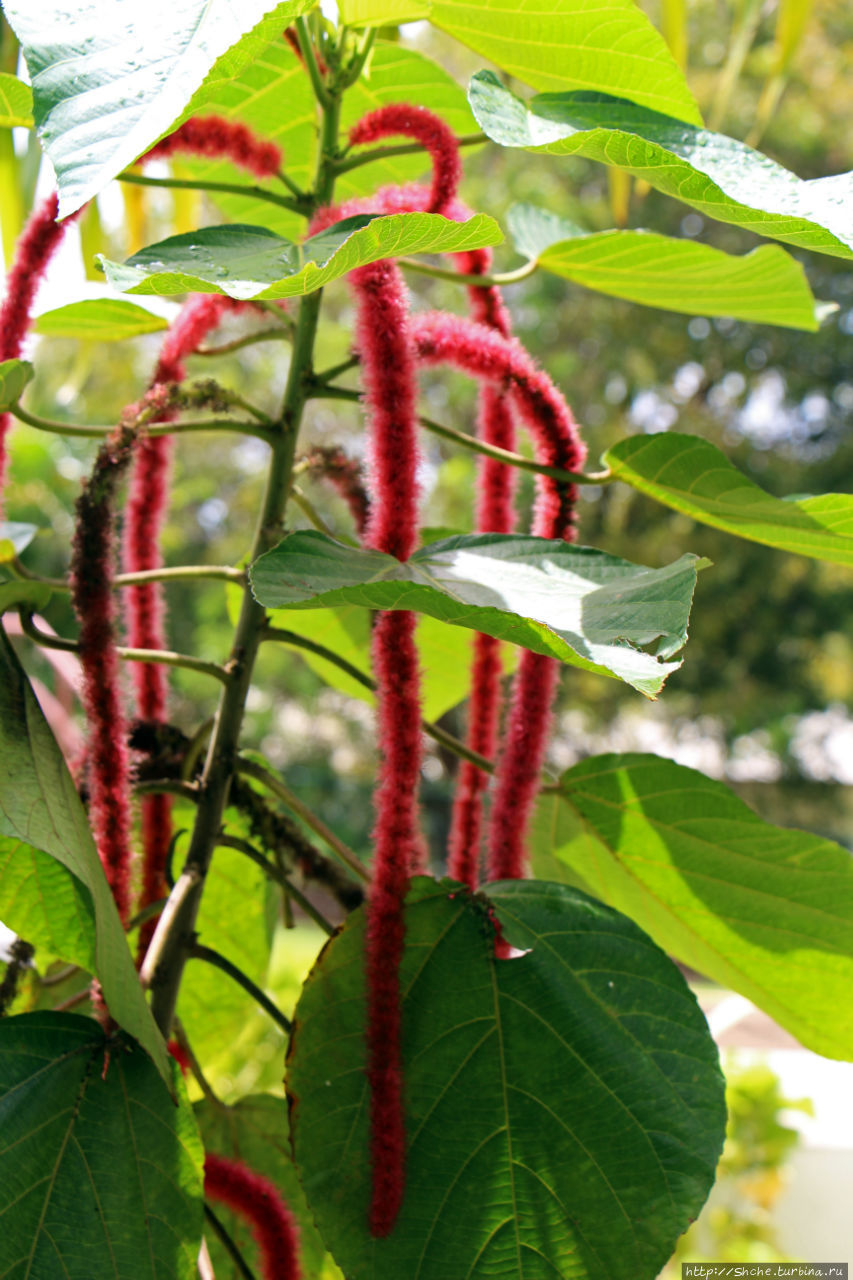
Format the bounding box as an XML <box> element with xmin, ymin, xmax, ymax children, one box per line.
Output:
<box><xmin>349</xmin><ymin>104</ymin><xmax>462</xmax><ymax>215</ymax></box>
<box><xmin>142</xmin><ymin>116</ymin><xmax>281</xmax><ymax>180</ymax></box>
<box><xmin>204</xmin><ymin>1153</ymin><xmax>301</xmax><ymax>1280</ymax></box>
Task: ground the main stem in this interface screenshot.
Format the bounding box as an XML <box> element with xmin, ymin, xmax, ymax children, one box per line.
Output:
<box><xmin>144</xmin><ymin>86</ymin><xmax>343</xmax><ymax>1037</ymax></box>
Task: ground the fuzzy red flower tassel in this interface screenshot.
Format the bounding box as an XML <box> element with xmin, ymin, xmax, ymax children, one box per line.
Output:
<box><xmin>127</xmin><ymin>294</ymin><xmax>251</xmax><ymax>960</ymax></box>
<box><xmin>204</xmin><ymin>1153</ymin><xmax>301</xmax><ymax>1280</ymax></box>
<box><xmin>0</xmin><ymin>193</ymin><xmax>78</xmax><ymax>509</ymax></box>
<box><xmin>410</xmin><ymin>311</ymin><xmax>586</xmax><ymax>881</ymax></box>
<box><xmin>348</xmin><ymin>104</ymin><xmax>461</xmax><ymax>216</ymax></box>
<box><xmin>142</xmin><ymin>117</ymin><xmax>281</xmax><ymax>179</ymax></box>
<box><xmin>70</xmin><ymin>426</ymin><xmax>137</xmax><ymax>925</ymax></box>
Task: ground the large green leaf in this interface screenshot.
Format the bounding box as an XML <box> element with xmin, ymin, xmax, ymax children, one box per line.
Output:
<box><xmin>251</xmin><ymin>530</ymin><xmax>704</xmax><ymax>698</ymax></box>
<box><xmin>0</xmin><ymin>72</ymin><xmax>33</xmax><ymax>129</ymax></box>
<box><xmin>604</xmin><ymin>432</ymin><xmax>853</xmax><ymax>566</ymax></box>
<box><xmin>0</xmin><ymin>840</ymin><xmax>95</xmax><ymax>970</ymax></box>
<box><xmin>0</xmin><ymin>358</ymin><xmax>33</xmax><ymax>411</ymax></box>
<box><xmin>5</xmin><ymin>0</ymin><xmax>316</xmax><ymax>217</ymax></box>
<box><xmin>506</xmin><ymin>203</ymin><xmax>823</xmax><ymax>329</ymax></box>
<box><xmin>0</xmin><ymin>1012</ymin><xmax>203</xmax><ymax>1278</ymax></box>
<box><xmin>33</xmin><ymin>298</ymin><xmax>169</xmax><ymax>341</ymax></box>
<box><xmin>342</xmin><ymin>0</ymin><xmax>701</xmax><ymax>126</ymax></box>
<box><xmin>100</xmin><ymin>212</ymin><xmax>502</xmax><ymax>300</ymax></box>
<box><xmin>288</xmin><ymin>876</ymin><xmax>725</xmax><ymax>1280</ymax></box>
<box><xmin>175</xmin><ymin>40</ymin><xmax>476</xmax><ymax>239</ymax></box>
<box><xmin>195</xmin><ymin>1095</ymin><xmax>343</xmax><ymax>1280</ymax></box>
<box><xmin>470</xmin><ymin>73</ymin><xmax>853</xmax><ymax>260</ymax></box>
<box><xmin>549</xmin><ymin>753</ymin><xmax>853</xmax><ymax>1059</ymax></box>
<box><xmin>0</xmin><ymin>629</ymin><xmax>171</xmax><ymax>1086</ymax></box>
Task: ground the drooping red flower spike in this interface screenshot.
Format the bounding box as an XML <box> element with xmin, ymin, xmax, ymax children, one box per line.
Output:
<box><xmin>204</xmin><ymin>1153</ymin><xmax>301</xmax><ymax>1280</ymax></box>
<box><xmin>303</xmin><ymin>444</ymin><xmax>370</xmax><ymax>535</ymax></box>
<box><xmin>0</xmin><ymin>192</ymin><xmax>80</xmax><ymax>509</ymax></box>
<box><xmin>410</xmin><ymin>311</ymin><xmax>586</xmax><ymax>882</ymax></box>
<box><xmin>127</xmin><ymin>294</ymin><xmax>252</xmax><ymax>961</ymax></box>
<box><xmin>142</xmin><ymin>117</ymin><xmax>282</xmax><ymax>180</ymax></box>
<box><xmin>348</xmin><ymin>104</ymin><xmax>462</xmax><ymax>215</ymax></box>
<box><xmin>70</xmin><ymin>425</ymin><xmax>138</xmax><ymax>926</ymax></box>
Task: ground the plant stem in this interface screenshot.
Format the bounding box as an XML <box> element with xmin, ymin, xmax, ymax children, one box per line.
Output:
<box><xmin>311</xmin><ymin>384</ymin><xmax>611</xmax><ymax>484</ymax></box>
<box><xmin>237</xmin><ymin>756</ymin><xmax>370</xmax><ymax>883</ymax></box>
<box><xmin>400</xmin><ymin>256</ymin><xmax>538</xmax><ymax>288</ymax></box>
<box><xmin>333</xmin><ymin>131</ymin><xmax>486</xmax><ymax>175</ymax></box>
<box><xmin>172</xmin><ymin>1017</ymin><xmax>223</xmax><ymax>1108</ymax></box>
<box><xmin>218</xmin><ymin>834</ymin><xmax>335</xmax><ymax>935</ymax></box>
<box><xmin>10</xmin><ymin>561</ymin><xmax>246</xmax><ymax>591</ymax></box>
<box><xmin>195</xmin><ymin>328</ymin><xmax>291</xmax><ymax>357</ymax></box>
<box><xmin>142</xmin><ymin>77</ymin><xmax>346</xmax><ymax>1038</ymax></box>
<box><xmin>135</xmin><ymin>780</ymin><xmax>200</xmax><ymax>801</ymax></box>
<box><xmin>190</xmin><ymin>942</ymin><xmax>292</xmax><ymax>1034</ymax></box>
<box><xmin>10</xmin><ymin>401</ymin><xmax>276</xmax><ymax>444</ymax></box>
<box><xmin>295</xmin><ymin>14</ymin><xmax>331</xmax><ymax>109</ymax></box>
<box><xmin>203</xmin><ymin>1207</ymin><xmax>258</xmax><ymax>1280</ymax></box>
<box><xmin>117</xmin><ymin>169</ymin><xmax>310</xmax><ymax>217</ymax></box>
<box><xmin>116</xmin><ymin>646</ymin><xmax>232</xmax><ymax>685</ymax></box>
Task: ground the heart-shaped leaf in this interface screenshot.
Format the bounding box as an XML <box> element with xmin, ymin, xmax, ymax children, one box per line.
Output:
<box><xmin>0</xmin><ymin>72</ymin><xmax>33</xmax><ymax>128</ymax></box>
<box><xmin>604</xmin><ymin>432</ymin><xmax>853</xmax><ymax>565</ymax></box>
<box><xmin>0</xmin><ymin>628</ymin><xmax>170</xmax><ymax>1085</ymax></box>
<box><xmin>0</xmin><ymin>1012</ymin><xmax>203</xmax><ymax>1277</ymax></box>
<box><xmin>0</xmin><ymin>358</ymin><xmax>33</xmax><ymax>411</ymax></box>
<box><xmin>470</xmin><ymin>73</ymin><xmax>853</xmax><ymax>260</ymax></box>
<box><xmin>33</xmin><ymin>298</ymin><xmax>170</xmax><ymax>341</ymax></box>
<box><xmin>549</xmin><ymin>753</ymin><xmax>853</xmax><ymax>1059</ymax></box>
<box><xmin>99</xmin><ymin>212</ymin><xmax>502</xmax><ymax>300</ymax></box>
<box><xmin>251</xmin><ymin>530</ymin><xmax>705</xmax><ymax>698</ymax></box>
<box><xmin>506</xmin><ymin>203</ymin><xmax>823</xmax><ymax>329</ymax></box>
<box><xmin>287</xmin><ymin>876</ymin><xmax>725</xmax><ymax>1280</ymax></box>
<box><xmin>5</xmin><ymin>0</ymin><xmax>317</xmax><ymax>216</ymax></box>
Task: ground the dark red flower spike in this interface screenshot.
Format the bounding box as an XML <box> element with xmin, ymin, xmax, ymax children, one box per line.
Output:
<box><xmin>142</xmin><ymin>117</ymin><xmax>282</xmax><ymax>180</ymax></box>
<box><xmin>348</xmin><ymin>103</ymin><xmax>462</xmax><ymax>216</ymax></box>
<box><xmin>204</xmin><ymin>1153</ymin><xmax>302</xmax><ymax>1280</ymax></box>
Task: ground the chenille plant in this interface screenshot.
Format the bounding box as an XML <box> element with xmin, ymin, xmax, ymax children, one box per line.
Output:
<box><xmin>0</xmin><ymin>2</ymin><xmax>851</xmax><ymax>1278</ymax></box>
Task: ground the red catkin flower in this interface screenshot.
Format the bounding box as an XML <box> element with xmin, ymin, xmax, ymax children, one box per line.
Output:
<box><xmin>127</xmin><ymin>294</ymin><xmax>251</xmax><ymax>960</ymax></box>
<box><xmin>142</xmin><ymin>116</ymin><xmax>281</xmax><ymax>180</ymax></box>
<box><xmin>410</xmin><ymin>311</ymin><xmax>586</xmax><ymax>881</ymax></box>
<box><xmin>0</xmin><ymin>192</ymin><xmax>78</xmax><ymax>508</ymax></box>
<box><xmin>303</xmin><ymin>445</ymin><xmax>370</xmax><ymax>535</ymax></box>
<box><xmin>204</xmin><ymin>1153</ymin><xmax>301</xmax><ymax>1280</ymax></box>
<box><xmin>70</xmin><ymin>426</ymin><xmax>137</xmax><ymax>925</ymax></box>
<box><xmin>348</xmin><ymin>104</ymin><xmax>462</xmax><ymax>215</ymax></box>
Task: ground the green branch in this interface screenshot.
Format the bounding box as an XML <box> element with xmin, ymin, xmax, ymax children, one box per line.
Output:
<box><xmin>218</xmin><ymin>834</ymin><xmax>335</xmax><ymax>935</ymax></box>
<box><xmin>190</xmin><ymin>942</ymin><xmax>292</xmax><ymax>1034</ymax></box>
<box><xmin>118</xmin><ymin>169</ymin><xmax>311</xmax><ymax>217</ymax></box>
<box><xmin>333</xmin><ymin>131</ymin><xmax>486</xmax><ymax>175</ymax></box>
<box><xmin>400</xmin><ymin>256</ymin><xmax>538</xmax><ymax>288</ymax></box>
<box><xmin>9</xmin><ymin>401</ymin><xmax>276</xmax><ymax>445</ymax></box>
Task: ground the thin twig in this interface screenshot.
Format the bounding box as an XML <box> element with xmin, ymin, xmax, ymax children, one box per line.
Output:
<box><xmin>135</xmin><ymin>779</ymin><xmax>200</xmax><ymax>802</ymax></box>
<box><xmin>9</xmin><ymin>401</ymin><xmax>276</xmax><ymax>445</ymax></box>
<box><xmin>195</xmin><ymin>328</ymin><xmax>291</xmax><ymax>358</ymax></box>
<box><xmin>190</xmin><ymin>942</ymin><xmax>292</xmax><ymax>1034</ymax></box>
<box><xmin>236</xmin><ymin>757</ymin><xmax>370</xmax><ymax>883</ymax></box>
<box><xmin>218</xmin><ymin>834</ymin><xmax>335</xmax><ymax>935</ymax></box>
<box><xmin>118</xmin><ymin>169</ymin><xmax>310</xmax><ymax>217</ymax></box>
<box><xmin>116</xmin><ymin>646</ymin><xmax>233</xmax><ymax>685</ymax></box>
<box><xmin>400</xmin><ymin>255</ymin><xmax>538</xmax><ymax>288</ymax></box>
<box><xmin>203</xmin><ymin>1205</ymin><xmax>258</xmax><ymax>1280</ymax></box>
<box><xmin>173</xmin><ymin>1016</ymin><xmax>224</xmax><ymax>1109</ymax></box>
<box><xmin>333</xmin><ymin>131</ymin><xmax>486</xmax><ymax>174</ymax></box>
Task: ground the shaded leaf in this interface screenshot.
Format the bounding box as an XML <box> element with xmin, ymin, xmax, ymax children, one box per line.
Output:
<box><xmin>470</xmin><ymin>73</ymin><xmax>853</xmax><ymax>259</ymax></box>
<box><xmin>605</xmin><ymin>432</ymin><xmax>853</xmax><ymax>565</ymax></box>
<box><xmin>0</xmin><ymin>1012</ymin><xmax>203</xmax><ymax>1277</ymax></box>
<box><xmin>506</xmin><ymin>203</ymin><xmax>822</xmax><ymax>329</ymax></box>
<box><xmin>251</xmin><ymin>530</ymin><xmax>705</xmax><ymax>698</ymax></box>
<box><xmin>0</xmin><ymin>580</ymin><xmax>53</xmax><ymax>613</ymax></box>
<box><xmin>0</xmin><ymin>628</ymin><xmax>171</xmax><ymax>1086</ymax></box>
<box><xmin>5</xmin><ymin>0</ymin><xmax>317</xmax><ymax>216</ymax></box>
<box><xmin>0</xmin><ymin>839</ymin><xmax>95</xmax><ymax>971</ymax></box>
<box><xmin>550</xmin><ymin>753</ymin><xmax>853</xmax><ymax>1059</ymax></box>
<box><xmin>99</xmin><ymin>212</ymin><xmax>502</xmax><ymax>300</ymax></box>
<box><xmin>0</xmin><ymin>358</ymin><xmax>33</xmax><ymax>411</ymax></box>
<box><xmin>0</xmin><ymin>72</ymin><xmax>33</xmax><ymax>128</ymax></box>
<box><xmin>34</xmin><ymin>298</ymin><xmax>169</xmax><ymax>341</ymax></box>
<box><xmin>288</xmin><ymin>876</ymin><xmax>725</xmax><ymax>1280</ymax></box>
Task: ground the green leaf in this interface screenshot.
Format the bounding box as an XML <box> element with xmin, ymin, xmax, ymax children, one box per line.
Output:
<box><xmin>33</xmin><ymin>298</ymin><xmax>170</xmax><ymax>341</ymax></box>
<box><xmin>506</xmin><ymin>203</ymin><xmax>822</xmax><ymax>329</ymax></box>
<box><xmin>0</xmin><ymin>358</ymin><xmax>33</xmax><ymax>411</ymax></box>
<box><xmin>288</xmin><ymin>876</ymin><xmax>725</xmax><ymax>1280</ymax></box>
<box><xmin>4</xmin><ymin>0</ymin><xmax>317</xmax><ymax>217</ymax></box>
<box><xmin>0</xmin><ymin>839</ymin><xmax>96</xmax><ymax>970</ymax></box>
<box><xmin>99</xmin><ymin>212</ymin><xmax>502</xmax><ymax>300</ymax></box>
<box><xmin>195</xmin><ymin>1095</ymin><xmax>343</xmax><ymax>1280</ymax></box>
<box><xmin>0</xmin><ymin>580</ymin><xmax>53</xmax><ymax>613</ymax></box>
<box><xmin>177</xmin><ymin>842</ymin><xmax>275</xmax><ymax>1082</ymax></box>
<box><xmin>604</xmin><ymin>432</ymin><xmax>853</xmax><ymax>566</ymax></box>
<box><xmin>342</xmin><ymin>0</ymin><xmax>701</xmax><ymax>124</ymax></box>
<box><xmin>0</xmin><ymin>521</ymin><xmax>38</xmax><ymax>562</ymax></box>
<box><xmin>177</xmin><ymin>40</ymin><xmax>476</xmax><ymax>239</ymax></box>
<box><xmin>0</xmin><ymin>72</ymin><xmax>33</xmax><ymax>128</ymax></box>
<box><xmin>470</xmin><ymin>72</ymin><xmax>853</xmax><ymax>260</ymax></box>
<box><xmin>0</xmin><ymin>1012</ymin><xmax>203</xmax><ymax>1277</ymax></box>
<box><xmin>549</xmin><ymin>753</ymin><xmax>853</xmax><ymax>1059</ymax></box>
<box><xmin>0</xmin><ymin>628</ymin><xmax>171</xmax><ymax>1086</ymax></box>
<box><xmin>251</xmin><ymin>530</ymin><xmax>704</xmax><ymax>698</ymax></box>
